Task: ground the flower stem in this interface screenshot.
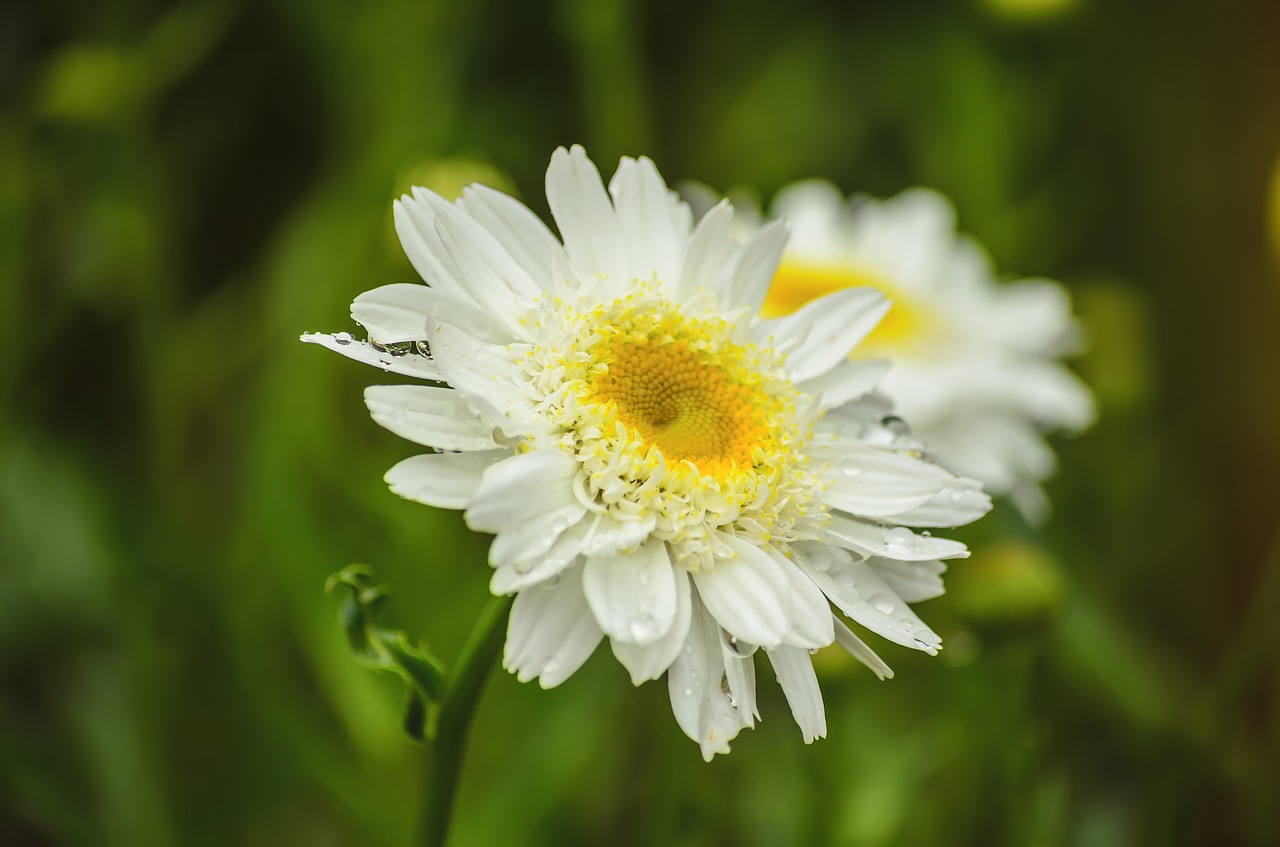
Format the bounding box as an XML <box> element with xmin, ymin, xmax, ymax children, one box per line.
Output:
<box><xmin>416</xmin><ymin>594</ymin><xmax>513</xmax><ymax>847</ymax></box>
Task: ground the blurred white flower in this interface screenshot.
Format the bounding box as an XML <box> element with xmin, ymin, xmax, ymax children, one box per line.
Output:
<box><xmin>304</xmin><ymin>147</ymin><xmax>991</xmax><ymax>759</ymax></box>
<box><xmin>760</xmin><ymin>183</ymin><xmax>1095</xmax><ymax>522</ymax></box>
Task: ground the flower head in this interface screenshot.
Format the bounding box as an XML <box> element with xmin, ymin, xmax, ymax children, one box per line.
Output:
<box><xmin>304</xmin><ymin>147</ymin><xmax>991</xmax><ymax>758</ymax></box>
<box><xmin>759</xmin><ymin>183</ymin><xmax>1095</xmax><ymax>522</ymax></box>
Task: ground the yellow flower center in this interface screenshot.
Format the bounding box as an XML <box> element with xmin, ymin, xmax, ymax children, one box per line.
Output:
<box><xmin>592</xmin><ymin>335</ymin><xmax>772</xmax><ymax>475</ymax></box>
<box><xmin>517</xmin><ymin>279</ymin><xmax>826</xmax><ymax>571</ymax></box>
<box><xmin>762</xmin><ymin>260</ymin><xmax>929</xmax><ymax>353</ymax></box>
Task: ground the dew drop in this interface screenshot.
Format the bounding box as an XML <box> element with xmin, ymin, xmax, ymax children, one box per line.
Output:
<box><xmin>683</xmin><ymin>687</ymin><xmax>694</xmax><ymax>697</ymax></box>
<box><xmin>334</xmin><ymin>331</ymin><xmax>353</xmax><ymax>345</ymax></box>
<box><xmin>839</xmin><ymin>458</ymin><xmax>864</xmax><ymax>477</ymax></box>
<box><xmin>723</xmin><ymin>631</ymin><xmax>757</xmax><ymax>657</ymax></box>
<box><xmin>881</xmin><ymin>415</ymin><xmax>911</xmax><ymax>437</ymax></box>
<box><xmin>542</xmin><ymin>574</ymin><xmax>561</xmax><ymax>589</ymax></box>
<box><xmin>638</xmin><ymin>569</ymin><xmax>652</xmax><ymax>587</ymax></box>
<box><xmin>628</xmin><ymin>614</ymin><xmax>657</xmax><ymax>642</ymax></box>
<box><xmin>541</xmin><ymin>659</ymin><xmax>560</xmax><ymax>676</ymax></box>
<box><xmin>870</xmin><ymin>593</ymin><xmax>895</xmax><ymax>615</ymax></box>
<box><xmin>884</xmin><ymin>527</ymin><xmax>915</xmax><ymax>553</ymax></box>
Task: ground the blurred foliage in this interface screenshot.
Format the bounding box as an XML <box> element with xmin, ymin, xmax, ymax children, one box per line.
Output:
<box><xmin>2</xmin><ymin>0</ymin><xmax>1279</xmax><ymax>845</ymax></box>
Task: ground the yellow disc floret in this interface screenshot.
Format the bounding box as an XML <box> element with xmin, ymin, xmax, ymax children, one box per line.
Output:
<box><xmin>591</xmin><ymin>319</ymin><xmax>778</xmax><ymax>477</ymax></box>
<box><xmin>513</xmin><ymin>277</ymin><xmax>828</xmax><ymax>572</ymax></box>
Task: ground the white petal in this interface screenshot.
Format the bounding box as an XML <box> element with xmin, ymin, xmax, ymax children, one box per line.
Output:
<box><xmin>767</xmin><ymin>646</ymin><xmax>827</xmax><ymax>743</ymax></box>
<box><xmin>608</xmin><ymin>156</ymin><xmax>689</xmax><ymax>284</ymax></box>
<box><xmin>1000</xmin><ymin>360</ymin><xmax>1096</xmax><ymax>433</ymax></box>
<box><xmin>364</xmin><ymin>385</ymin><xmax>498</xmax><ymax>451</ymax></box>
<box><xmin>612</xmin><ymin>567</ymin><xmax>693</xmax><ymax>683</ymax></box>
<box><xmin>769</xmin><ymin>180</ymin><xmax>847</xmax><ymax>255</ymax></box>
<box><xmin>892</xmin><ymin>476</ymin><xmax>992</xmax><ymax>528</ymax></box>
<box><xmin>459</xmin><ymin>184</ymin><xmax>568</xmax><ymax>291</ymax></box>
<box><xmin>799</xmin><ymin>359</ymin><xmax>891</xmax><ymax>410</ymax></box>
<box><xmin>832</xmin><ymin>616</ymin><xmax>894</xmax><ymax>679</ymax></box>
<box><xmin>668</xmin><ymin>597</ymin><xmax>751</xmax><ymax>761</ymax></box>
<box><xmin>677</xmin><ymin>200</ymin><xmax>735</xmax><ymax>300</ymax></box>
<box><xmin>300</xmin><ymin>333</ymin><xmax>444</xmax><ymax>381</ymax></box>
<box><xmin>384</xmin><ymin>450</ymin><xmax>506</xmax><ymax>509</ymax></box>
<box><xmin>544</xmin><ymin>145</ymin><xmax>627</xmax><ymax>282</ymax></box>
<box><xmin>465</xmin><ymin>450</ymin><xmax>580</xmax><ymax>534</ymax></box>
<box><xmin>583</xmin><ymin>542</ymin><xmax>678</xmax><ymax>645</ymax></box>
<box><xmin>487</xmin><ymin>495</ymin><xmax>587</xmax><ymax>572</ymax></box>
<box><xmin>817</xmin><ymin>442</ymin><xmax>944</xmax><ymax>517</ymax></box>
<box><xmin>868</xmin><ymin>558</ymin><xmax>947</xmax><ymax>603</ymax></box>
<box><xmin>986</xmin><ymin>278</ymin><xmax>1080</xmax><ymax>353</ymax></box>
<box><xmin>504</xmin><ymin>564</ymin><xmax>602</xmax><ymax>688</ymax></box>
<box><xmin>424</xmin><ymin>320</ymin><xmax>541</xmax><ymax>436</ymax></box>
<box><xmin>431</xmin><ymin>194</ymin><xmax>542</xmax><ymax>304</ymax></box>
<box><xmin>692</xmin><ymin>533</ymin><xmax>793</xmax><ymax>649</ymax></box>
<box><xmin>755</xmin><ymin>287</ymin><xmax>890</xmax><ymax>382</ymax></box>
<box><xmin>823</xmin><ymin>514</ymin><xmax>968</xmax><ymax>562</ymax></box>
<box><xmin>350</xmin><ymin>283</ymin><xmax>435</xmax><ymax>344</ymax></box>
<box><xmin>366</xmin><ymin>259</ymin><xmax>509</xmax><ymax>348</ymax></box>
<box><xmin>765</xmin><ymin>546</ymin><xmax>835</xmax><ymax>649</ymax></box>
<box><xmin>720</xmin><ymin>219</ymin><xmax>788</xmax><ymax>313</ymax></box>
<box><xmin>800</xmin><ymin>556</ymin><xmax>942</xmax><ymax>654</ymax></box>
<box><xmin>578</xmin><ymin>511</ymin><xmax>658</xmax><ymax>558</ymax></box>
<box><xmin>393</xmin><ymin>193</ymin><xmax>473</xmax><ymax>303</ymax></box>
<box><xmin>490</xmin><ymin>516</ymin><xmax>596</xmax><ymax>595</ymax></box>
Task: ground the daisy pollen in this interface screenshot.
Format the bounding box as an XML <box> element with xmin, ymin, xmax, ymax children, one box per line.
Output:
<box><xmin>304</xmin><ymin>146</ymin><xmax>992</xmax><ymax>759</ymax></box>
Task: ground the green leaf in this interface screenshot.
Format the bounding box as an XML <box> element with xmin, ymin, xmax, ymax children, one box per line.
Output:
<box><xmin>326</xmin><ymin>565</ymin><xmax>447</xmax><ymax>740</ymax></box>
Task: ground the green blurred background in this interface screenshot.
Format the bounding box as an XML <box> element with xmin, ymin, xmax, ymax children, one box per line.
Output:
<box><xmin>3</xmin><ymin>0</ymin><xmax>1279</xmax><ymax>844</ymax></box>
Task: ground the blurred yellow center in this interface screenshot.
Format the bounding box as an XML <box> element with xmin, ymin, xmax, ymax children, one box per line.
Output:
<box><xmin>763</xmin><ymin>260</ymin><xmax>927</xmax><ymax>352</ymax></box>
<box><xmin>593</xmin><ymin>336</ymin><xmax>770</xmax><ymax>474</ymax></box>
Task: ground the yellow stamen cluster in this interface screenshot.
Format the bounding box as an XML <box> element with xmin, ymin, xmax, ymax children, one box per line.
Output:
<box><xmin>592</xmin><ymin>325</ymin><xmax>775</xmax><ymax>477</ymax></box>
<box><xmin>514</xmin><ymin>278</ymin><xmax>827</xmax><ymax>571</ymax></box>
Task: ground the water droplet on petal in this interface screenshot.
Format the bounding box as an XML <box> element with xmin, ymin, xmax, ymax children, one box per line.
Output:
<box><xmin>881</xmin><ymin>415</ymin><xmax>911</xmax><ymax>437</ymax></box>
<box><xmin>334</xmin><ymin>331</ymin><xmax>353</xmax><ymax>345</ymax></box>
<box><xmin>722</xmin><ymin>630</ymin><xmax>757</xmax><ymax>657</ymax></box>
<box><xmin>628</xmin><ymin>614</ymin><xmax>657</xmax><ymax>642</ymax></box>
<box><xmin>870</xmin><ymin>593</ymin><xmax>895</xmax><ymax>615</ymax></box>
<box><xmin>840</xmin><ymin>458</ymin><xmax>864</xmax><ymax>477</ymax></box>
<box><xmin>884</xmin><ymin>527</ymin><xmax>915</xmax><ymax>554</ymax></box>
<box><xmin>541</xmin><ymin>659</ymin><xmax>560</xmax><ymax>676</ymax></box>
<box><xmin>683</xmin><ymin>687</ymin><xmax>694</xmax><ymax>697</ymax></box>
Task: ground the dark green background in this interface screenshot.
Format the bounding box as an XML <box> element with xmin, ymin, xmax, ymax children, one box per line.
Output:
<box><xmin>3</xmin><ymin>0</ymin><xmax>1279</xmax><ymax>844</ymax></box>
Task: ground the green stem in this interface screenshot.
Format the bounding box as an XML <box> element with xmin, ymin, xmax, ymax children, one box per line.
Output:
<box><xmin>416</xmin><ymin>594</ymin><xmax>513</xmax><ymax>847</ymax></box>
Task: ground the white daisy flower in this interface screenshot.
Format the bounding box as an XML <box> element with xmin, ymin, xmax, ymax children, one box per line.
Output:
<box><xmin>304</xmin><ymin>147</ymin><xmax>991</xmax><ymax>759</ymax></box>
<box><xmin>754</xmin><ymin>183</ymin><xmax>1096</xmax><ymax>522</ymax></box>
